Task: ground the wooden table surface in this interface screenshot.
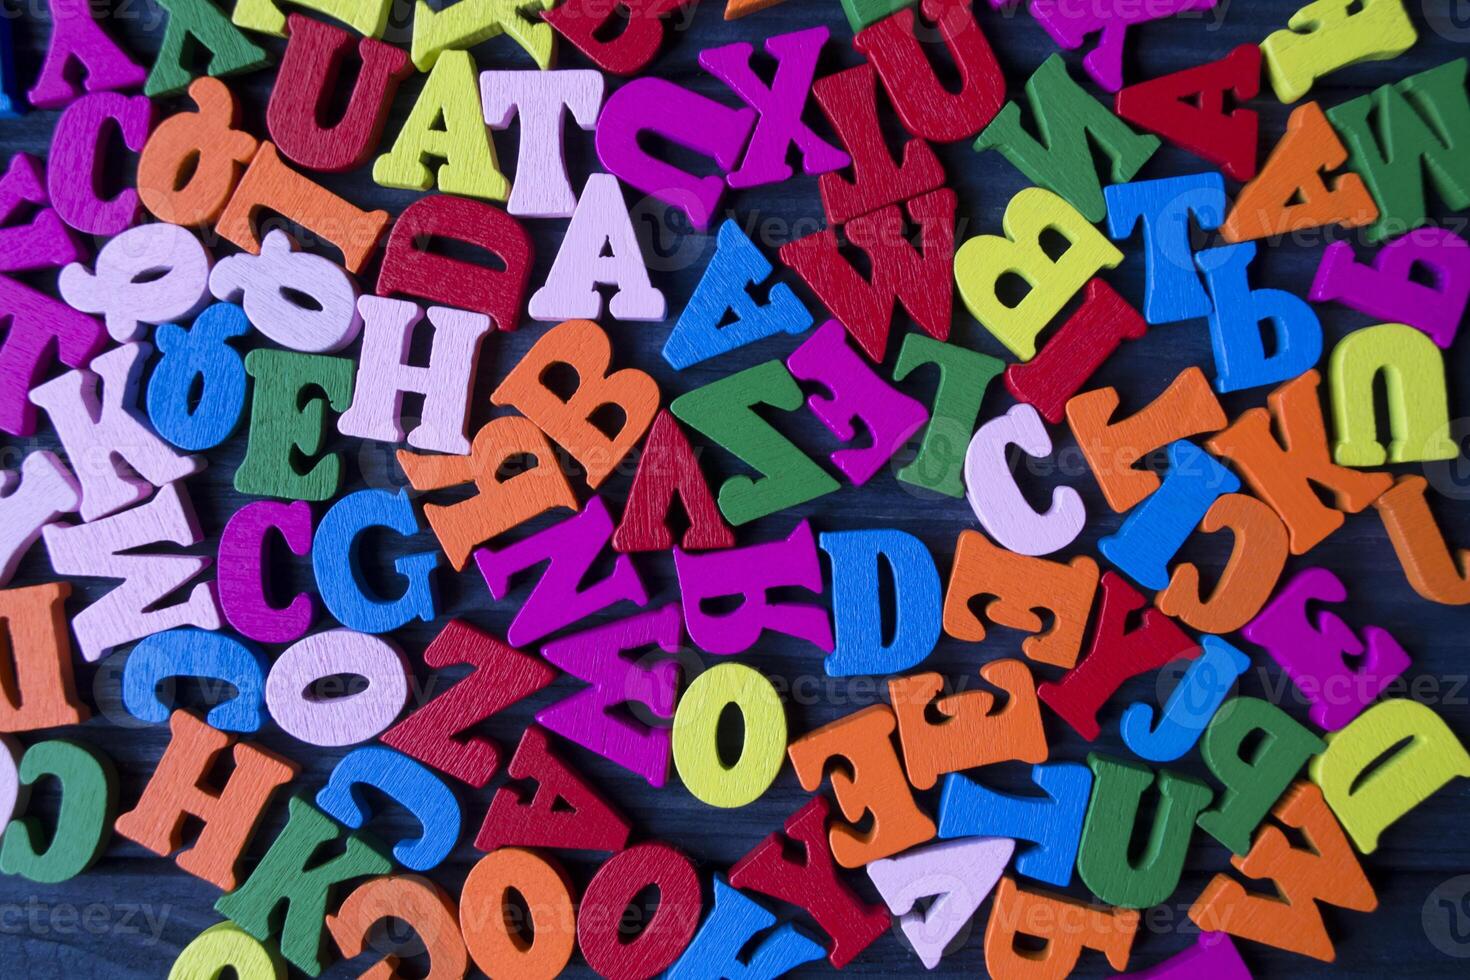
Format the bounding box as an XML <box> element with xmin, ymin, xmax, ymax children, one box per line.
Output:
<box><xmin>1</xmin><ymin>0</ymin><xmax>1469</xmax><ymax>977</ymax></box>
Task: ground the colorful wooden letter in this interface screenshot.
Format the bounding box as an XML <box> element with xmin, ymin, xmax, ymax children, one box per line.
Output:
<box><xmin>867</xmin><ymin>837</ymin><xmax>1013</xmax><ymax>970</ymax></box>
<box><xmin>1038</xmin><ymin>573</ymin><xmax>1197</xmax><ymax>741</ymax></box>
<box><xmin>1077</xmin><ymin>754</ymin><xmax>1213</xmax><ymax>909</ymax></box>
<box><xmin>670</xmin><ymin>361</ymin><xmax>839</xmax><ymax>525</ymax></box>
<box><xmin>1207</xmin><ymin>370</ymin><xmax>1392</xmax><ymax>554</ymax></box>
<box><xmin>339</xmin><ymin>296</ymin><xmax>490</xmax><ymax>455</ymax></box>
<box><xmin>955</xmin><ymin>186</ymin><xmax>1123</xmax><ymax>360</ymax></box>
<box><xmin>984</xmin><ymin>876</ymin><xmax>1139</xmax><ymax>976</ymax></box>
<box><xmin>700</xmin><ymin>26</ymin><xmax>849</xmax><ymax>188</ymax></box>
<box><xmin>476</xmin><ymin>496</ymin><xmax>648</xmax><ymax>648</ymax></box>
<box><xmin>1104</xmin><ymin>173</ymin><xmax>1225</xmax><ymax>325</ymax></box>
<box><xmin>728</xmin><ymin>797</ymin><xmax>890</xmax><ymax>968</ymax></box>
<box><xmin>482</xmin><ymin>69</ymin><xmax>604</xmax><ymax>219</ymax></box>
<box><xmin>267</xmin><ymin>14</ymin><xmax>411</xmax><ymax>172</ymax></box>
<box><xmin>1099</xmin><ymin>440</ymin><xmax>1241</xmax><ymax>592</ymax></box>
<box><xmin>214</xmin><ymin>797</ymin><xmax>392</xmax><ymax>976</ymax></box>
<box><xmin>1328</xmin><ymin>59</ymin><xmax>1470</xmax><ymax>243</ymax></box>
<box><xmin>28</xmin><ymin>0</ymin><xmax>146</xmax><ymax>109</ymax></box>
<box><xmin>1311</xmin><ymin>227</ymin><xmax>1470</xmax><ymax>349</ymax></box>
<box><xmin>788</xmin><ymin>705</ymin><xmax>938</xmax><ymax>868</ymax></box>
<box><xmin>1261</xmin><ymin>0</ymin><xmax>1416</xmax><ymax>103</ymax></box>
<box><xmin>976</xmin><ymin>54</ymin><xmax>1159</xmax><ymax>222</ymax></box>
<box><xmin>1327</xmin><ymin>322</ymin><xmax>1458</xmax><ymax>466</ymax></box>
<box><xmin>114</xmin><ymin>709</ymin><xmax>297</xmax><ymax>889</ymax></box>
<box><xmin>43</xmin><ymin>484</ymin><xmax>220</xmax><ymax>662</ymax></box>
<box><xmin>1310</xmin><ymin>698</ymin><xmax>1470</xmax><ymax>853</ymax></box>
<box><xmin>313</xmin><ymin>489</ymin><xmax>439</xmax><ymax>635</ymax></box>
<box><xmin>528</xmin><ymin>173</ymin><xmax>666</xmax><ymax>322</ymax></box>
<box><xmin>146</xmin><ymin>303</ymin><xmax>250</xmax><ymax>452</ymax></box>
<box><xmin>1222</xmin><ymin>102</ymin><xmax>1377</xmax><ymax>243</ymax></box>
<box><xmin>964</xmin><ymin>403</ymin><xmax>1086</xmax><ymax>557</ymax></box>
<box><xmin>122</xmin><ymin>630</ymin><xmax>269</xmax><ymax>733</ymax></box>
<box><xmin>316</xmin><ymin>746</ymin><xmax>461</xmax><ymax>871</ymax></box>
<box><xmin>671</xmin><ymin>662</ymin><xmax>786</xmax><ymax>809</ymax></box>
<box><xmin>1196</xmin><ymin>241</ymin><xmax>1323</xmax><ymax>393</ymax></box>
<box><xmin>1115</xmin><ymin>45</ymin><xmax>1261</xmax><ymax>181</ymax></box>
<box><xmin>1120</xmin><ymin>636</ymin><xmax>1252</xmax><ymax>765</ymax></box>
<box><xmin>663</xmin><ymin>220</ymin><xmax>812</xmax><ymax>370</ymax></box>
<box><xmin>492</xmin><ymin>318</ymin><xmax>660</xmax><ymax>489</ymax></box>
<box><xmin>536</xmin><ymin>606</ymin><xmax>681</xmax><ymax>787</ymax></box>
<box><xmin>1243</xmin><ymin>567</ymin><xmax>1411</xmax><ymax>731</ymax></box>
<box><xmin>596</xmin><ymin>77</ymin><xmax>755</xmax><ymax>230</ymax></box>
<box><xmin>382</xmin><ymin>620</ymin><xmax>554</xmax><ymax>789</ymax></box>
<box><xmin>821</xmin><ymin>529</ymin><xmax>940</xmax><ymax>677</ymax></box>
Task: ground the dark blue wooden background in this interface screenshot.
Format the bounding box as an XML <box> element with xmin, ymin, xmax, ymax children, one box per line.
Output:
<box><xmin>2</xmin><ymin>0</ymin><xmax>1469</xmax><ymax>976</ymax></box>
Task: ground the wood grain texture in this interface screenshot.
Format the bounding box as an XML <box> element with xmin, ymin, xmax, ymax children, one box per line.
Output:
<box><xmin>1242</xmin><ymin>565</ymin><xmax>1412</xmax><ymax>731</ymax></box>
<box><xmin>1221</xmin><ymin>101</ymin><xmax>1377</xmax><ymax>244</ymax></box>
<box><xmin>0</xmin><ymin>581</ymin><xmax>87</xmax><ymax>732</ymax></box>
<box><xmin>812</xmin><ymin>61</ymin><xmax>942</xmax><ymax>226</ymax></box>
<box><xmin>1188</xmin><ymin>780</ymin><xmax>1377</xmax><ymax>962</ymax></box>
<box><xmin>787</xmin><ymin>321</ymin><xmax>928</xmax><ymax>485</ymax></box>
<box><xmin>596</xmin><ymin>75</ymin><xmax>754</xmax><ymax>230</ymax></box>
<box><xmin>209</xmin><ymin>229</ymin><xmax>364</xmax><ymax>354</ymax></box>
<box><xmin>262</xmin><ymin>629</ymin><xmax>409</xmax><ymax>747</ymax></box>
<box><xmin>671</xmin><ymin>661</ymin><xmax>785</xmax><ymax>808</ymax></box>
<box><xmin>1197</xmin><ymin>695</ymin><xmax>1325</xmax><ymax>855</ymax></box>
<box><xmin>381</xmin><ymin>618</ymin><xmax>555</xmax><ymax>789</ymax></box>
<box><xmin>976</xmin><ymin>53</ymin><xmax>1159</xmax><ymax>224</ymax></box>
<box><xmin>866</xmin><ymin>836</ymin><xmax>1012</xmax><ymax>970</ymax></box>
<box><xmin>31</xmin><ymin>341</ymin><xmax>202</xmax><ymax>522</ymax></box>
<box><xmin>324</xmin><ymin>874</ymin><xmax>466</xmax><ymax>980</ymax></box>
<box><xmin>59</xmin><ymin>222</ymin><xmax>212</xmax><ymax>345</ymax></box>
<box><xmin>0</xmin><ymin>152</ymin><xmax>85</xmax><ymax>273</ymax></box>
<box><xmin>700</xmin><ymin>25</ymin><xmax>849</xmax><ymax>189</ymax></box>
<box><xmin>267</xmin><ymin>13</ymin><xmax>409</xmax><ymax>174</ymax></box>
<box><xmin>786</xmin><ymin>703</ymin><xmax>937</xmax><ymax>868</ymax></box>
<box><xmin>490</xmin><ymin>318</ymin><xmax>660</xmax><ymax>489</ymax></box>
<box><xmin>1311</xmin><ymin>227</ymin><xmax>1470</xmax><ymax>349</ymax></box>
<box><xmin>955</xmin><ymin>186</ymin><xmax>1123</xmax><ymax>360</ymax></box>
<box><xmin>459</xmin><ymin>846</ymin><xmax>577</xmax><ymax>980</ymax></box>
<box><xmin>576</xmin><ymin>842</ymin><xmax>702</xmax><ymax>980</ymax></box>
<box><xmin>476</xmin><ymin>723</ymin><xmax>633</xmax><ymax>853</ymax></box>
<box><xmin>26</xmin><ymin>0</ymin><xmax>144</xmax><ymax>109</ymax></box>
<box><xmin>1038</xmin><ymin>572</ymin><xmax>1198</xmax><ymax>740</ymax></box>
<box><xmin>1076</xmin><ymin>753</ymin><xmax>1213</xmax><ymax>909</ymax></box>
<box><xmin>41</xmin><ymin>482</ymin><xmax>221</xmax><ymax>663</ymax></box>
<box><xmin>1</xmin><ymin>3</ymin><xmax>1469</xmax><ymax>979</ymax></box>
<box><xmin>146</xmin><ymin>302</ymin><xmax>251</xmax><ymax>452</ymax></box>
<box><xmin>1104</xmin><ymin>172</ymin><xmax>1226</xmax><ymax>326</ymax></box>
<box><xmin>112</xmin><ymin>708</ymin><xmax>297</xmax><ymax>890</ymax></box>
<box><xmin>314</xmin><ymin>744</ymin><xmax>461</xmax><ymax>872</ymax></box>
<box><xmin>854</xmin><ymin>0</ymin><xmax>1004</xmax><ymax>144</ymax></box>
<box><xmin>889</xmin><ymin>658</ymin><xmax>1048</xmax><ymax>790</ymax></box>
<box><xmin>965</xmin><ymin>402</ymin><xmax>1088</xmax><ymax>556</ymax></box>
<box><xmin>1114</xmin><ymin>43</ymin><xmax>1262</xmax><ymax>181</ymax></box>
<box><xmin>1099</xmin><ymin>439</ymin><xmax>1241</xmax><ymax>591</ymax></box>
<box><xmin>984</xmin><ymin>874</ymin><xmax>1140</xmax><ymax>977</ymax></box>
<box><xmin>938</xmin><ymin>762</ymin><xmax>1092</xmax><ymax>889</ymax></box>
<box><xmin>481</xmin><ymin>68</ymin><xmax>604</xmax><ymax>219</ymax></box>
<box><xmin>47</xmin><ymin>92</ymin><xmax>155</xmax><ymax>239</ymax></box>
